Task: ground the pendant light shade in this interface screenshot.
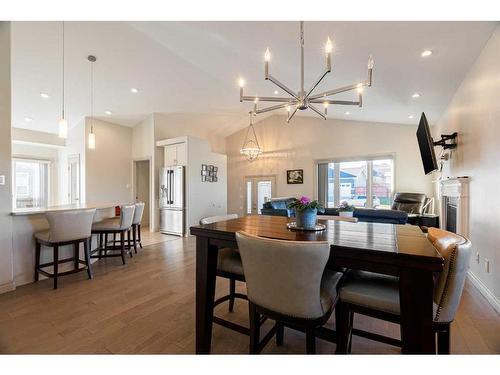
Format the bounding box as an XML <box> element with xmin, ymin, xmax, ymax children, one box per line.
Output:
<box><xmin>88</xmin><ymin>55</ymin><xmax>97</xmax><ymax>150</ymax></box>
<box><xmin>58</xmin><ymin>21</ymin><xmax>68</xmax><ymax>139</ymax></box>
<box><xmin>240</xmin><ymin>112</ymin><xmax>262</xmax><ymax>161</ymax></box>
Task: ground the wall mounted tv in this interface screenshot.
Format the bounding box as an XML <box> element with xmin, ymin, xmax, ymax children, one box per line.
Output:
<box><xmin>416</xmin><ymin>112</ymin><xmax>438</xmax><ymax>175</ymax></box>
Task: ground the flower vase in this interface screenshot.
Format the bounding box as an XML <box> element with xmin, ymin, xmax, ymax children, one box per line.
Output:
<box><xmin>295</xmin><ymin>208</ymin><xmax>318</xmax><ymax>229</ymax></box>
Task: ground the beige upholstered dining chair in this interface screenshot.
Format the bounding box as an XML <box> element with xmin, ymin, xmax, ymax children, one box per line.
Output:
<box><xmin>199</xmin><ymin>214</ymin><xmax>247</xmax><ymax>334</ymax></box>
<box><xmin>236</xmin><ymin>231</ymin><xmax>343</xmax><ymax>354</ymax></box>
<box><xmin>335</xmin><ymin>227</ymin><xmax>472</xmax><ymax>354</ymax></box>
<box><xmin>34</xmin><ymin>208</ymin><xmax>96</xmax><ymax>289</ymax></box>
<box><xmin>91</xmin><ymin>204</ymin><xmax>136</xmax><ymax>264</ymax></box>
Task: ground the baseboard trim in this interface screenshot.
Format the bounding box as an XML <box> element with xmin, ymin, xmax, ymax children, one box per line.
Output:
<box><xmin>467</xmin><ymin>271</ymin><xmax>500</xmax><ymax>315</ymax></box>
<box><xmin>0</xmin><ymin>281</ymin><xmax>16</xmax><ymax>294</ymax></box>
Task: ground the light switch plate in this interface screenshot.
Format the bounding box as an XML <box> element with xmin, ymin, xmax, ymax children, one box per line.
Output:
<box><xmin>0</xmin><ymin>175</ymin><xmax>5</xmax><ymax>185</ymax></box>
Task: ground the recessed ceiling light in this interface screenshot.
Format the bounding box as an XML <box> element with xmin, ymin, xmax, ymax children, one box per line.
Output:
<box><xmin>24</xmin><ymin>117</ymin><xmax>33</xmax><ymax>122</ymax></box>
<box><xmin>274</xmin><ymin>90</ymin><xmax>279</xmax><ymax>95</ymax></box>
<box><xmin>421</xmin><ymin>50</ymin><xmax>433</xmax><ymax>57</ymax></box>
<box><xmin>105</xmin><ymin>110</ymin><xmax>113</xmax><ymax>115</ymax></box>
<box><xmin>412</xmin><ymin>93</ymin><xmax>421</xmax><ymax>98</ymax></box>
<box><xmin>408</xmin><ymin>115</ymin><xmax>415</xmax><ymax>119</ymax></box>
<box><xmin>345</xmin><ymin>111</ymin><xmax>350</xmax><ymax>115</ymax></box>
<box><xmin>40</xmin><ymin>92</ymin><xmax>50</xmax><ymax>99</ymax></box>
<box><xmin>130</xmin><ymin>88</ymin><xmax>139</xmax><ymax>93</ymax></box>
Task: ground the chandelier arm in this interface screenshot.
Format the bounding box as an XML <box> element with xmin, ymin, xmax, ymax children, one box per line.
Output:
<box><xmin>268</xmin><ymin>74</ymin><xmax>300</xmax><ymax>100</ymax></box>
<box><xmin>241</xmin><ymin>122</ymin><xmax>253</xmax><ymax>150</ymax></box>
<box><xmin>286</xmin><ymin>106</ymin><xmax>298</xmax><ymax>123</ymax></box>
<box><xmin>309</xmin><ymin>81</ymin><xmax>368</xmax><ymax>100</ymax></box>
<box><xmin>310</xmin><ymin>99</ymin><xmax>361</xmax><ymax>106</ymax></box>
<box><xmin>250</xmin><ymin>124</ymin><xmax>261</xmax><ymax>149</ymax></box>
<box><xmin>242</xmin><ymin>96</ymin><xmax>297</xmax><ymax>103</ymax></box>
<box><xmin>308</xmin><ymin>104</ymin><xmax>327</xmax><ymax>120</ymax></box>
<box><xmin>305</xmin><ymin>69</ymin><xmax>330</xmax><ymax>100</ymax></box>
<box><xmin>255</xmin><ymin>102</ymin><xmax>296</xmax><ymax>114</ymax></box>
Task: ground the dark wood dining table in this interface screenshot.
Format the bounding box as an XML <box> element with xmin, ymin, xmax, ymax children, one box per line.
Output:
<box><xmin>190</xmin><ymin>215</ymin><xmax>444</xmax><ymax>354</ymax></box>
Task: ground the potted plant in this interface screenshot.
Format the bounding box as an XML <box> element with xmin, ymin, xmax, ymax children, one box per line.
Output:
<box><xmin>338</xmin><ymin>201</ymin><xmax>355</xmax><ymax>217</ymax></box>
<box><xmin>288</xmin><ymin>196</ymin><xmax>324</xmax><ymax>229</ymax></box>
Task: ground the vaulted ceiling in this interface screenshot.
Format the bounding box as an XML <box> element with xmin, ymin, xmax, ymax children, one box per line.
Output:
<box><xmin>11</xmin><ymin>21</ymin><xmax>498</xmax><ymax>135</ymax></box>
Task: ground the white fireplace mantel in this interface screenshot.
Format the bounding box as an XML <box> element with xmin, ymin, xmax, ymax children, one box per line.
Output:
<box><xmin>439</xmin><ymin>177</ymin><xmax>470</xmax><ymax>237</ymax></box>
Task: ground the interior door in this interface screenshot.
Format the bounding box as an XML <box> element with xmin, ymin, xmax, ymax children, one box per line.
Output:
<box><xmin>134</xmin><ymin>160</ymin><xmax>150</xmax><ymax>227</ymax></box>
<box><xmin>68</xmin><ymin>155</ymin><xmax>80</xmax><ymax>204</ymax></box>
<box><xmin>244</xmin><ymin>176</ymin><xmax>276</xmax><ymax>214</ymax></box>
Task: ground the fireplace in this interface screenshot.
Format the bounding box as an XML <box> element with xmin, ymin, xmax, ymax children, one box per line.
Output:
<box><xmin>439</xmin><ymin>178</ymin><xmax>469</xmax><ymax>237</ymax></box>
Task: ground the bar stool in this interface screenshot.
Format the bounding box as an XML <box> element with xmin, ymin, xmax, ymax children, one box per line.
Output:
<box><xmin>90</xmin><ymin>204</ymin><xmax>135</xmax><ymax>264</ymax></box>
<box><xmin>34</xmin><ymin>208</ymin><xmax>96</xmax><ymax>289</ymax></box>
<box><xmin>131</xmin><ymin>202</ymin><xmax>145</xmax><ymax>252</ymax></box>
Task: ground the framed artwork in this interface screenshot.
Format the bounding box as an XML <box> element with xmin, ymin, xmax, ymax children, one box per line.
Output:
<box><xmin>287</xmin><ymin>169</ymin><xmax>303</xmax><ymax>184</ymax></box>
<box><xmin>201</xmin><ymin>175</ymin><xmax>206</xmax><ymax>182</ymax></box>
<box><xmin>201</xmin><ymin>164</ymin><xmax>219</xmax><ymax>182</ymax></box>
<box><xmin>201</xmin><ymin>170</ymin><xmax>208</xmax><ymax>176</ymax></box>
<box><xmin>202</xmin><ymin>164</ymin><xmax>207</xmax><ymax>171</ymax></box>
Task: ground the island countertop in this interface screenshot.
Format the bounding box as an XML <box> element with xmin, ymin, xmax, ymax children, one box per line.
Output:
<box><xmin>11</xmin><ymin>202</ymin><xmax>124</xmax><ymax>216</ymax></box>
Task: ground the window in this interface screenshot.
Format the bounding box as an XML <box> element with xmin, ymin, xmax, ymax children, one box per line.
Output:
<box><xmin>318</xmin><ymin>157</ymin><xmax>394</xmax><ymax>209</ymax></box>
<box><xmin>12</xmin><ymin>159</ymin><xmax>50</xmax><ymax>209</ymax></box>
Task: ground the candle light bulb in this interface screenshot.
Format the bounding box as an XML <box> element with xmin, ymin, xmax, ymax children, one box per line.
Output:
<box><xmin>325</xmin><ymin>37</ymin><xmax>333</xmax><ymax>54</ymax></box>
<box><xmin>357</xmin><ymin>83</ymin><xmax>364</xmax><ymax>94</ymax></box>
<box><xmin>238</xmin><ymin>78</ymin><xmax>245</xmax><ymax>88</ymax></box>
<box><xmin>367</xmin><ymin>55</ymin><xmax>374</xmax><ymax>69</ymax></box>
<box><xmin>323</xmin><ymin>102</ymin><xmax>329</xmax><ymax>109</ymax></box>
<box><xmin>264</xmin><ymin>48</ymin><xmax>271</xmax><ymax>62</ymax></box>
<box><xmin>286</xmin><ymin>105</ymin><xmax>291</xmax><ymax>113</ymax></box>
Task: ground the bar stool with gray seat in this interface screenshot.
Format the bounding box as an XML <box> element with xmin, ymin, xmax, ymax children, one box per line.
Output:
<box><xmin>236</xmin><ymin>231</ymin><xmax>343</xmax><ymax>354</ymax></box>
<box><xmin>91</xmin><ymin>204</ymin><xmax>135</xmax><ymax>264</ymax></box>
<box><xmin>131</xmin><ymin>202</ymin><xmax>145</xmax><ymax>252</ymax></box>
<box><xmin>199</xmin><ymin>214</ymin><xmax>249</xmax><ymax>334</ymax></box>
<box><xmin>34</xmin><ymin>208</ymin><xmax>96</xmax><ymax>289</ymax></box>
<box><xmin>335</xmin><ymin>227</ymin><xmax>472</xmax><ymax>354</ymax></box>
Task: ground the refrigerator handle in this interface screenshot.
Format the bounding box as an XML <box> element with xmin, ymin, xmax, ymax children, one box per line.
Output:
<box><xmin>171</xmin><ymin>169</ymin><xmax>175</xmax><ymax>205</ymax></box>
<box><xmin>168</xmin><ymin>170</ymin><xmax>171</xmax><ymax>204</ymax></box>
<box><xmin>170</xmin><ymin>170</ymin><xmax>174</xmax><ymax>205</ymax></box>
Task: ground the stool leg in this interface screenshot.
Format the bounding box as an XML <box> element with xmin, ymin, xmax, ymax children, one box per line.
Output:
<box><xmin>248</xmin><ymin>302</ymin><xmax>261</xmax><ymax>354</ymax></box>
<box><xmin>73</xmin><ymin>242</ymin><xmax>79</xmax><ymax>271</ymax></box>
<box><xmin>229</xmin><ymin>278</ymin><xmax>236</xmax><ymax>312</ymax></box>
<box><xmin>120</xmin><ymin>232</ymin><xmax>126</xmax><ymax>265</ymax></box>
<box><xmin>305</xmin><ymin>327</ymin><xmax>316</xmax><ymax>354</ymax></box>
<box><xmin>113</xmin><ymin>233</ymin><xmax>117</xmax><ymax>245</ymax></box>
<box><xmin>276</xmin><ymin>322</ymin><xmax>285</xmax><ymax>346</ymax></box>
<box><xmin>138</xmin><ymin>224</ymin><xmax>143</xmax><ymax>248</ymax></box>
<box><xmin>127</xmin><ymin>229</ymin><xmax>133</xmax><ymax>258</ymax></box>
<box><xmin>104</xmin><ymin>233</ymin><xmax>108</xmax><ymax>251</ymax></box>
<box><xmin>84</xmin><ymin>238</ymin><xmax>93</xmax><ymax>279</ymax></box>
<box><xmin>132</xmin><ymin>225</ymin><xmax>138</xmax><ymax>253</ymax></box>
<box><xmin>53</xmin><ymin>245</ymin><xmax>59</xmax><ymax>289</ymax></box>
<box><xmin>34</xmin><ymin>241</ymin><xmax>41</xmax><ymax>282</ymax></box>
<box><xmin>99</xmin><ymin>233</ymin><xmax>103</xmax><ymax>259</ymax></box>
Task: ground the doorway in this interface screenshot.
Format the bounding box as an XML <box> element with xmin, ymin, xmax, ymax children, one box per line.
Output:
<box><xmin>68</xmin><ymin>154</ymin><xmax>80</xmax><ymax>204</ymax></box>
<box><xmin>134</xmin><ymin>159</ymin><xmax>150</xmax><ymax>227</ymax></box>
<box><xmin>244</xmin><ymin>175</ymin><xmax>277</xmax><ymax>215</ymax></box>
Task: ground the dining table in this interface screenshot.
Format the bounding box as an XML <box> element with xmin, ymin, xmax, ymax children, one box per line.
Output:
<box><xmin>190</xmin><ymin>215</ymin><xmax>444</xmax><ymax>354</ymax></box>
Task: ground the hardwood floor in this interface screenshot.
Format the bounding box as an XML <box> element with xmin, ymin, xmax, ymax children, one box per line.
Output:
<box><xmin>0</xmin><ymin>235</ymin><xmax>498</xmax><ymax>354</ymax></box>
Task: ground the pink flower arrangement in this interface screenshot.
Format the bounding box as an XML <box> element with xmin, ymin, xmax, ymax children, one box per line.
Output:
<box><xmin>288</xmin><ymin>196</ymin><xmax>324</xmax><ymax>212</ymax></box>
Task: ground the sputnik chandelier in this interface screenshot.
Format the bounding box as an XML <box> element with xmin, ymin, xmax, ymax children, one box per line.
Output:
<box><xmin>238</xmin><ymin>21</ymin><xmax>374</xmax><ymax>123</ymax></box>
<box><xmin>239</xmin><ymin>112</ymin><xmax>262</xmax><ymax>161</ymax></box>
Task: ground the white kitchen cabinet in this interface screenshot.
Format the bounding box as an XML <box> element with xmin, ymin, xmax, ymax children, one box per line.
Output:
<box><xmin>164</xmin><ymin>142</ymin><xmax>187</xmax><ymax>166</ymax></box>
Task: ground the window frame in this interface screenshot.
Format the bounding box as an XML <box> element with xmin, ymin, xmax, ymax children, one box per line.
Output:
<box><xmin>315</xmin><ymin>154</ymin><xmax>395</xmax><ymax>209</ymax></box>
<box><xmin>12</xmin><ymin>157</ymin><xmax>51</xmax><ymax>210</ymax></box>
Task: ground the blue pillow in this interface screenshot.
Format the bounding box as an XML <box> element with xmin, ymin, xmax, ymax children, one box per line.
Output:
<box><xmin>270</xmin><ymin>200</ymin><xmax>288</xmax><ymax>210</ymax></box>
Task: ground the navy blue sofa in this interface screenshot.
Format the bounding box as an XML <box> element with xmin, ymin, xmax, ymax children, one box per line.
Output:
<box><xmin>261</xmin><ymin>198</ymin><xmax>408</xmax><ymax>224</ymax></box>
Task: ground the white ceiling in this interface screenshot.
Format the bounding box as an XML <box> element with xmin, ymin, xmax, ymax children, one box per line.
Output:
<box><xmin>11</xmin><ymin>21</ymin><xmax>498</xmax><ymax>135</ymax></box>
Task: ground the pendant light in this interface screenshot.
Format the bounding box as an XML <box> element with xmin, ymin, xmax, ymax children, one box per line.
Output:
<box><xmin>87</xmin><ymin>55</ymin><xmax>96</xmax><ymax>150</ymax></box>
<box><xmin>58</xmin><ymin>21</ymin><xmax>68</xmax><ymax>138</ymax></box>
<box><xmin>240</xmin><ymin>112</ymin><xmax>262</xmax><ymax>161</ymax></box>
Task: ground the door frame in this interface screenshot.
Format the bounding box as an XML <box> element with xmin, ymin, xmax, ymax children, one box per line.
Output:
<box><xmin>244</xmin><ymin>174</ymin><xmax>277</xmax><ymax>215</ymax></box>
<box><xmin>132</xmin><ymin>157</ymin><xmax>153</xmax><ymax>232</ymax></box>
<box><xmin>67</xmin><ymin>154</ymin><xmax>80</xmax><ymax>205</ymax></box>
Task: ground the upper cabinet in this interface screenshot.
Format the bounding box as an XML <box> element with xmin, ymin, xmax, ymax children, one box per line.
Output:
<box><xmin>164</xmin><ymin>142</ymin><xmax>187</xmax><ymax>166</ymax></box>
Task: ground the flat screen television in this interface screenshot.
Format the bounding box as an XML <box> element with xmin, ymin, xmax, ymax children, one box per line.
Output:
<box><xmin>416</xmin><ymin>112</ymin><xmax>438</xmax><ymax>175</ymax></box>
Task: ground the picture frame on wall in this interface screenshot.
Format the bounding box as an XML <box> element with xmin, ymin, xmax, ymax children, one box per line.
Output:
<box><xmin>287</xmin><ymin>169</ymin><xmax>304</xmax><ymax>184</ymax></box>
<box><xmin>201</xmin><ymin>175</ymin><xmax>206</xmax><ymax>182</ymax></box>
<box><xmin>202</xmin><ymin>164</ymin><xmax>207</xmax><ymax>171</ymax></box>
<box><xmin>201</xmin><ymin>170</ymin><xmax>208</xmax><ymax>176</ymax></box>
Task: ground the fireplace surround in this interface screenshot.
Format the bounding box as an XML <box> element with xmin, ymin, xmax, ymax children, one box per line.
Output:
<box><xmin>439</xmin><ymin>177</ymin><xmax>469</xmax><ymax>237</ymax></box>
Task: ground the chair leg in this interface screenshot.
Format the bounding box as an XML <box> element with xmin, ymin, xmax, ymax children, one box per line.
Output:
<box><xmin>229</xmin><ymin>278</ymin><xmax>236</xmax><ymax>312</ymax></box>
<box><xmin>73</xmin><ymin>242</ymin><xmax>79</xmax><ymax>270</ymax></box>
<box><xmin>305</xmin><ymin>327</ymin><xmax>316</xmax><ymax>354</ymax></box>
<box><xmin>98</xmin><ymin>233</ymin><xmax>103</xmax><ymax>259</ymax></box>
<box><xmin>120</xmin><ymin>232</ymin><xmax>126</xmax><ymax>265</ymax></box>
<box><xmin>335</xmin><ymin>301</ymin><xmax>351</xmax><ymax>354</ymax></box>
<box><xmin>437</xmin><ymin>324</ymin><xmax>451</xmax><ymax>354</ymax></box>
<box><xmin>132</xmin><ymin>225</ymin><xmax>138</xmax><ymax>253</ymax></box>
<box><xmin>53</xmin><ymin>245</ymin><xmax>59</xmax><ymax>289</ymax></box>
<box><xmin>276</xmin><ymin>322</ymin><xmax>285</xmax><ymax>346</ymax></box>
<box><xmin>347</xmin><ymin>311</ymin><xmax>354</xmax><ymax>353</ymax></box>
<box><xmin>84</xmin><ymin>238</ymin><xmax>93</xmax><ymax>279</ymax></box>
<box><xmin>34</xmin><ymin>241</ymin><xmax>41</xmax><ymax>282</ymax></box>
<box><xmin>248</xmin><ymin>302</ymin><xmax>261</xmax><ymax>354</ymax></box>
<box><xmin>127</xmin><ymin>229</ymin><xmax>133</xmax><ymax>258</ymax></box>
<box><xmin>138</xmin><ymin>224</ymin><xmax>143</xmax><ymax>248</ymax></box>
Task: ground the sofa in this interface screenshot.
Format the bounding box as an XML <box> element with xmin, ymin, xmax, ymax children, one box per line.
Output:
<box><xmin>261</xmin><ymin>198</ymin><xmax>408</xmax><ymax>225</ymax></box>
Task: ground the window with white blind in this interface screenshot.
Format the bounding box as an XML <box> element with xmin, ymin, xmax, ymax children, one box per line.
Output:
<box><xmin>317</xmin><ymin>156</ymin><xmax>394</xmax><ymax>209</ymax></box>
<box><xmin>12</xmin><ymin>158</ymin><xmax>50</xmax><ymax>209</ymax></box>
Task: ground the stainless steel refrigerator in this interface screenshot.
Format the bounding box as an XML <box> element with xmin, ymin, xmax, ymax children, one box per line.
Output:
<box><xmin>159</xmin><ymin>166</ymin><xmax>185</xmax><ymax>236</ymax></box>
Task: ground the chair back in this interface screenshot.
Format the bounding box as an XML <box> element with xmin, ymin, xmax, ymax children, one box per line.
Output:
<box><xmin>200</xmin><ymin>214</ymin><xmax>238</xmax><ymax>225</ymax></box>
<box><xmin>236</xmin><ymin>231</ymin><xmax>330</xmax><ymax>319</ymax></box>
<box><xmin>133</xmin><ymin>202</ymin><xmax>145</xmax><ymax>225</ymax></box>
<box><xmin>427</xmin><ymin>227</ymin><xmax>472</xmax><ymax>323</ymax></box>
<box><xmin>46</xmin><ymin>209</ymin><xmax>96</xmax><ymax>243</ymax></box>
<box><xmin>119</xmin><ymin>204</ymin><xmax>135</xmax><ymax>230</ymax></box>
<box><xmin>391</xmin><ymin>192</ymin><xmax>426</xmax><ymax>214</ymax></box>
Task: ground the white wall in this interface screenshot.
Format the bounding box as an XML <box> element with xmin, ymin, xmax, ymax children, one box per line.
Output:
<box><xmin>85</xmin><ymin>118</ymin><xmax>133</xmax><ymax>204</ymax></box>
<box><xmin>432</xmin><ymin>26</ymin><xmax>500</xmax><ymax>309</ymax></box>
<box><xmin>0</xmin><ymin>22</ymin><xmax>14</xmax><ymax>293</ymax></box>
<box><xmin>226</xmin><ymin>114</ymin><xmax>433</xmax><ymax>217</ymax></box>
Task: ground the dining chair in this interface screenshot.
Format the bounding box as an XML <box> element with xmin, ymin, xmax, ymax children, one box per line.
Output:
<box><xmin>131</xmin><ymin>202</ymin><xmax>145</xmax><ymax>252</ymax></box>
<box><xmin>335</xmin><ymin>227</ymin><xmax>471</xmax><ymax>354</ymax></box>
<box><xmin>236</xmin><ymin>231</ymin><xmax>343</xmax><ymax>354</ymax></box>
<box><xmin>91</xmin><ymin>204</ymin><xmax>135</xmax><ymax>264</ymax></box>
<box><xmin>199</xmin><ymin>214</ymin><xmax>249</xmax><ymax>335</ymax></box>
<box><xmin>34</xmin><ymin>209</ymin><xmax>96</xmax><ymax>289</ymax></box>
